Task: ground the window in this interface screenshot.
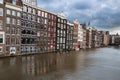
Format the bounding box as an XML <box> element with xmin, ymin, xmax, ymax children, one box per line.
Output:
<box><xmin>32</xmin><ymin>16</ymin><xmax>35</xmax><ymax>21</ymax></box>
<box><xmin>12</xmin><ymin>18</ymin><xmax>16</xmax><ymax>25</ymax></box>
<box><xmin>17</xmin><ymin>19</ymin><xmax>20</xmax><ymax>25</ymax></box>
<box><xmin>58</xmin><ymin>19</ymin><xmax>60</xmax><ymax>22</ymax></box>
<box><xmin>6</xmin><ymin>17</ymin><xmax>10</xmax><ymax>24</ymax></box>
<box><xmin>61</xmin><ymin>20</ymin><xmax>63</xmax><ymax>23</ymax></box>
<box><xmin>6</xmin><ymin>46</ymin><xmax>9</xmax><ymax>51</ymax></box>
<box><xmin>12</xmin><ymin>10</ymin><xmax>16</xmax><ymax>16</ymax></box>
<box><xmin>42</xmin><ymin>12</ymin><xmax>44</xmax><ymax>17</ymax></box>
<box><xmin>11</xmin><ymin>27</ymin><xmax>15</xmax><ymax>34</ymax></box>
<box><xmin>6</xmin><ymin>27</ymin><xmax>10</xmax><ymax>34</ymax></box>
<box><xmin>0</xmin><ymin>0</ymin><xmax>3</xmax><ymax>4</ymax></box>
<box><xmin>28</xmin><ymin>14</ymin><xmax>31</xmax><ymax>20</ymax></box>
<box><xmin>28</xmin><ymin>7</ymin><xmax>31</xmax><ymax>13</ymax></box>
<box><xmin>0</xmin><ymin>8</ymin><xmax>3</xmax><ymax>16</ymax></box>
<box><xmin>58</xmin><ymin>23</ymin><xmax>60</xmax><ymax>28</ymax></box>
<box><xmin>0</xmin><ymin>34</ymin><xmax>3</xmax><ymax>43</ymax></box>
<box><xmin>23</xmin><ymin>6</ymin><xmax>27</xmax><ymax>12</ymax></box>
<box><xmin>45</xmin><ymin>13</ymin><xmax>47</xmax><ymax>18</ymax></box>
<box><xmin>16</xmin><ymin>38</ymin><xmax>20</xmax><ymax>44</ymax></box>
<box><xmin>38</xmin><ymin>11</ymin><xmax>41</xmax><ymax>16</ymax></box>
<box><xmin>17</xmin><ymin>12</ymin><xmax>21</xmax><ymax>17</ymax></box>
<box><xmin>0</xmin><ymin>20</ymin><xmax>2</xmax><ymax>29</ymax></box>
<box><xmin>11</xmin><ymin>37</ymin><xmax>15</xmax><ymax>44</ymax></box>
<box><xmin>6</xmin><ymin>37</ymin><xmax>10</xmax><ymax>45</ymax></box>
<box><xmin>45</xmin><ymin>19</ymin><xmax>47</xmax><ymax>24</ymax></box>
<box><xmin>16</xmin><ymin>28</ymin><xmax>20</xmax><ymax>34</ymax></box>
<box><xmin>32</xmin><ymin>9</ymin><xmax>36</xmax><ymax>14</ymax></box>
<box><xmin>7</xmin><ymin>9</ymin><xmax>11</xmax><ymax>15</ymax></box>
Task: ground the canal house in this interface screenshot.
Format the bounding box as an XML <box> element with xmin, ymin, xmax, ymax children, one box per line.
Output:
<box><xmin>56</xmin><ymin>13</ymin><xmax>67</xmax><ymax>51</ymax></box>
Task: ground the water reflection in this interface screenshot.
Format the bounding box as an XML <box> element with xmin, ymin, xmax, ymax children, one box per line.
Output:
<box><xmin>21</xmin><ymin>52</ymin><xmax>77</xmax><ymax>76</ymax></box>
<box><xmin>0</xmin><ymin>47</ymin><xmax>120</xmax><ymax>80</ymax></box>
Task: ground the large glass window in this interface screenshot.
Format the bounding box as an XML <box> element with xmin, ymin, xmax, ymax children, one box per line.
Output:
<box><xmin>0</xmin><ymin>8</ymin><xmax>3</xmax><ymax>16</ymax></box>
<box><xmin>0</xmin><ymin>34</ymin><xmax>3</xmax><ymax>43</ymax></box>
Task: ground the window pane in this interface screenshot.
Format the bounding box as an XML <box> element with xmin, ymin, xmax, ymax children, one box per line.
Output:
<box><xmin>6</xmin><ymin>17</ymin><xmax>10</xmax><ymax>24</ymax></box>
<box><xmin>7</xmin><ymin>9</ymin><xmax>11</xmax><ymax>15</ymax></box>
<box><xmin>0</xmin><ymin>20</ymin><xmax>2</xmax><ymax>29</ymax></box>
<box><xmin>6</xmin><ymin>27</ymin><xmax>10</xmax><ymax>34</ymax></box>
<box><xmin>17</xmin><ymin>12</ymin><xmax>21</xmax><ymax>17</ymax></box>
<box><xmin>17</xmin><ymin>19</ymin><xmax>20</xmax><ymax>25</ymax></box>
<box><xmin>0</xmin><ymin>8</ymin><xmax>3</xmax><ymax>16</ymax></box>
<box><xmin>12</xmin><ymin>10</ymin><xmax>16</xmax><ymax>16</ymax></box>
<box><xmin>0</xmin><ymin>34</ymin><xmax>3</xmax><ymax>43</ymax></box>
<box><xmin>12</xmin><ymin>18</ymin><xmax>16</xmax><ymax>25</ymax></box>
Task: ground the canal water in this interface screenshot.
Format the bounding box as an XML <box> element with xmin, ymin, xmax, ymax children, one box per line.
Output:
<box><xmin>0</xmin><ymin>46</ymin><xmax>120</xmax><ymax>80</ymax></box>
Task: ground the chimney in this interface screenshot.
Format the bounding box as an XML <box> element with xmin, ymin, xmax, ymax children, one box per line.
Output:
<box><xmin>5</xmin><ymin>0</ymin><xmax>12</xmax><ymax>3</ymax></box>
<box><xmin>16</xmin><ymin>0</ymin><xmax>23</xmax><ymax>6</ymax></box>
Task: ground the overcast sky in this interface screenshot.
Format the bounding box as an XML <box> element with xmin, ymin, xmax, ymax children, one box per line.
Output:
<box><xmin>37</xmin><ymin>0</ymin><xmax>120</xmax><ymax>34</ymax></box>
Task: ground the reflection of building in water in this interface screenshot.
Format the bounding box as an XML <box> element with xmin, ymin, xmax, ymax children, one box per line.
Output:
<box><xmin>21</xmin><ymin>52</ymin><xmax>77</xmax><ymax>76</ymax></box>
<box><xmin>22</xmin><ymin>54</ymin><xmax>57</xmax><ymax>75</ymax></box>
<box><xmin>22</xmin><ymin>56</ymin><xmax>35</xmax><ymax>75</ymax></box>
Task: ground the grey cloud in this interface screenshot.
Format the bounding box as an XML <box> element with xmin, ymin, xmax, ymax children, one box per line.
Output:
<box><xmin>72</xmin><ymin>1</ymin><xmax>92</xmax><ymax>10</ymax></box>
<box><xmin>37</xmin><ymin>0</ymin><xmax>120</xmax><ymax>31</ymax></box>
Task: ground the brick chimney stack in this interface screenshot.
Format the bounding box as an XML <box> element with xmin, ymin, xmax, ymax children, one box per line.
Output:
<box><xmin>5</xmin><ymin>0</ymin><xmax>12</xmax><ymax>3</ymax></box>
<box><xmin>16</xmin><ymin>0</ymin><xmax>23</xmax><ymax>6</ymax></box>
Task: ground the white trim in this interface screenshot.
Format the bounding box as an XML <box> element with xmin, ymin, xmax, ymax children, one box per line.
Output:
<box><xmin>5</xmin><ymin>3</ymin><xmax>22</xmax><ymax>11</ymax></box>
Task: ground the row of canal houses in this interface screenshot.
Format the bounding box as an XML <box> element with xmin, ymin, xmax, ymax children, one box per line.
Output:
<box><xmin>0</xmin><ymin>0</ymin><xmax>109</xmax><ymax>56</ymax></box>
<box><xmin>73</xmin><ymin>20</ymin><xmax>109</xmax><ymax>50</ymax></box>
